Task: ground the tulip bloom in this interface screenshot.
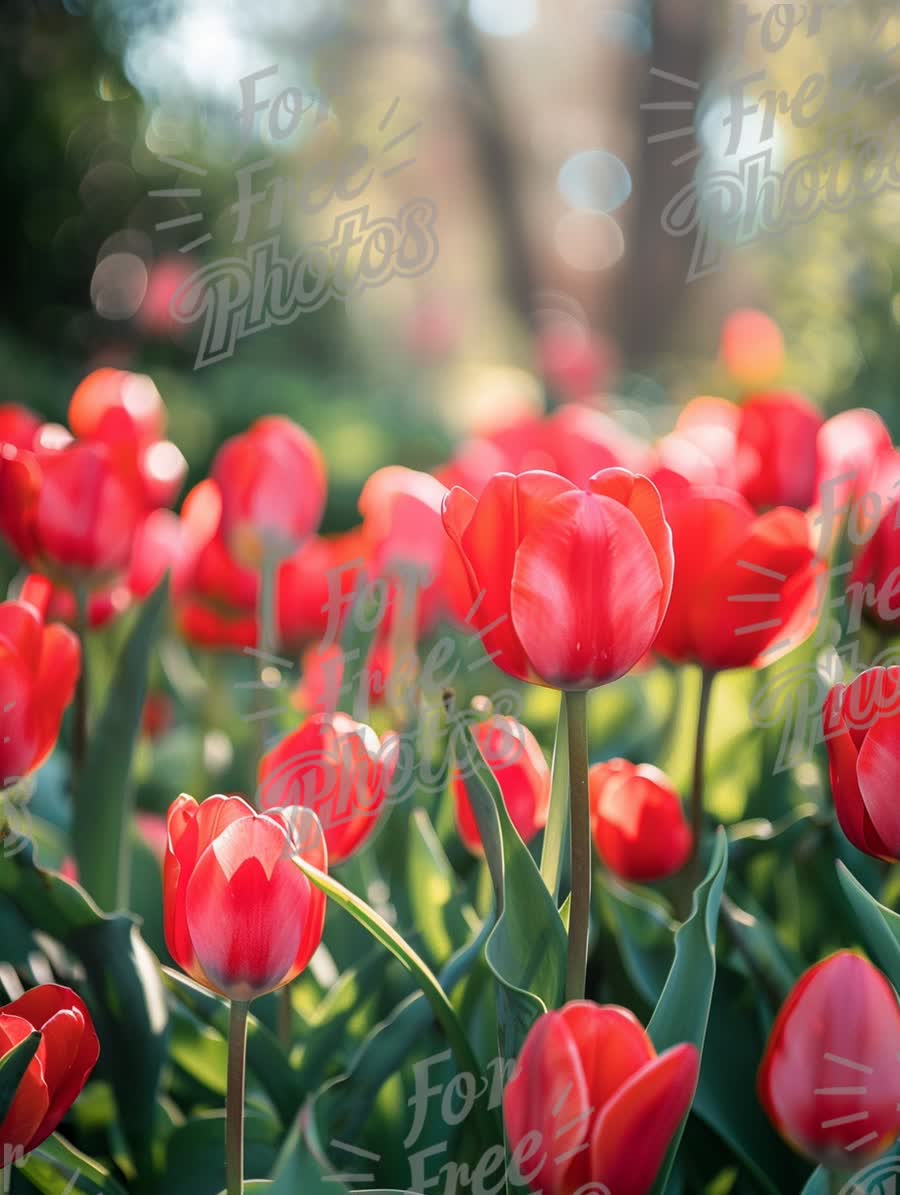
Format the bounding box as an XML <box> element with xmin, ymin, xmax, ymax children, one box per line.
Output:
<box><xmin>0</xmin><ymin>403</ymin><xmax>40</xmax><ymax>451</ymax></box>
<box><xmin>164</xmin><ymin>794</ymin><xmax>327</xmax><ymax>1001</ymax></box>
<box><xmin>758</xmin><ymin>951</ymin><xmax>900</xmax><ymax>1168</ymax></box>
<box><xmin>0</xmin><ymin>984</ymin><xmax>99</xmax><ymax>1158</ymax></box>
<box><xmin>453</xmin><ymin>715</ymin><xmax>550</xmax><ymax>854</ymax></box>
<box><xmin>823</xmin><ymin>667</ymin><xmax>900</xmax><ymax>860</ymax></box>
<box><xmin>504</xmin><ymin>1001</ymin><xmax>698</xmax><ymax>1195</ymax></box>
<box><xmin>735</xmin><ymin>391</ymin><xmax>823</xmax><ymax>511</ymax></box>
<box><xmin>212</xmin><ymin>416</ymin><xmax>326</xmax><ymax>567</ymax></box>
<box><xmin>589</xmin><ymin>760</ymin><xmax>692</xmax><ymax>882</ymax></box>
<box><xmin>654</xmin><ymin>487</ymin><xmax>823</xmax><ymax>671</ymax></box>
<box><xmin>442</xmin><ymin>468</ymin><xmax>673</xmax><ymax>689</ymax></box>
<box><xmin>257</xmin><ymin>714</ymin><xmax>396</xmax><ymax>864</ymax></box>
<box><xmin>0</xmin><ymin>439</ymin><xmax>145</xmax><ymax>581</ymax></box>
<box><xmin>0</xmin><ymin>576</ymin><xmax>80</xmax><ymax>790</ymax></box>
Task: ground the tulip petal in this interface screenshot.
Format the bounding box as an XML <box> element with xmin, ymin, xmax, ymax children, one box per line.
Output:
<box><xmin>31</xmin><ymin>623</ymin><xmax>80</xmax><ymax>774</ymax></box>
<box><xmin>589</xmin><ymin>1043</ymin><xmax>699</xmax><ymax>1195</ymax></box>
<box><xmin>823</xmin><ymin>685</ymin><xmax>891</xmax><ymax>858</ymax></box>
<box><xmin>587</xmin><ymin>469</ymin><xmax>674</xmax><ymax>633</ymax></box>
<box><xmin>503</xmin><ymin>1010</ymin><xmax>591</xmax><ymax>1195</ymax></box>
<box><xmin>511</xmin><ymin>491</ymin><xmax>663</xmax><ymax>688</ymax></box>
<box><xmin>856</xmin><ymin>711</ymin><xmax>900</xmax><ymax>857</ymax></box>
<box><xmin>0</xmin><ymin>1015</ymin><xmax>48</xmax><ymax>1156</ymax></box>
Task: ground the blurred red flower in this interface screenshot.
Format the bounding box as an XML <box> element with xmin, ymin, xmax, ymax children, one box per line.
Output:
<box><xmin>452</xmin><ymin>714</ymin><xmax>550</xmax><ymax>853</ymax></box>
<box><xmin>258</xmin><ymin>712</ymin><xmax>397</xmax><ymax>864</ymax></box>
<box><xmin>589</xmin><ymin>759</ymin><xmax>692</xmax><ymax>881</ymax></box>
<box><xmin>0</xmin><ymin>575</ymin><xmax>80</xmax><ymax>789</ymax></box>
<box><xmin>653</xmin><ymin>488</ymin><xmax>823</xmax><ymax>671</ymax></box>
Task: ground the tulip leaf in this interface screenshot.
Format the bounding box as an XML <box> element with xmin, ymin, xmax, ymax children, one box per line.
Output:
<box><xmin>456</xmin><ymin>722</ymin><xmax>567</xmax><ymax>1057</ymax></box>
<box><xmin>836</xmin><ymin>861</ymin><xmax>900</xmax><ymax>989</ymax></box>
<box><xmin>539</xmin><ymin>692</ymin><xmax>568</xmax><ymax>902</ymax></box>
<box><xmin>800</xmin><ymin>1144</ymin><xmax>900</xmax><ymax>1194</ymax></box>
<box><xmin>0</xmin><ymin>845</ymin><xmax>168</xmax><ymax>1181</ymax></box>
<box><xmin>647</xmin><ymin>828</ymin><xmax>728</xmax><ymax>1195</ymax></box>
<box><xmin>406</xmin><ymin>807</ymin><xmax>478</xmax><ymax>968</ymax></box>
<box><xmin>163</xmin><ymin>1111</ymin><xmax>280</xmax><ymax>1195</ymax></box>
<box><xmin>16</xmin><ymin>1131</ymin><xmax>129</xmax><ymax>1193</ymax></box>
<box><xmin>293</xmin><ymin>858</ymin><xmax>483</xmax><ymax>1092</ymax></box>
<box><xmin>72</xmin><ymin>576</ymin><xmax>169</xmax><ymax>912</ymax></box>
<box><xmin>0</xmin><ymin>1029</ymin><xmax>42</xmax><ymax>1125</ymax></box>
<box><xmin>276</xmin><ymin>917</ymin><xmax>495</xmax><ymax>1185</ymax></box>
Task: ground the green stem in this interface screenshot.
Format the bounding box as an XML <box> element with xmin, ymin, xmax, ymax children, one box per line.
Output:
<box><xmin>539</xmin><ymin>693</ymin><xmax>569</xmax><ymax>903</ymax></box>
<box><xmin>689</xmin><ymin>669</ymin><xmax>716</xmax><ymax>872</ymax></box>
<box><xmin>71</xmin><ymin>585</ymin><xmax>90</xmax><ymax>786</ymax></box>
<box><xmin>827</xmin><ymin>1170</ymin><xmax>846</xmax><ymax>1195</ymax></box>
<box><xmin>564</xmin><ymin>689</ymin><xmax>590</xmax><ymax>1002</ymax></box>
<box><xmin>226</xmin><ymin>999</ymin><xmax>249</xmax><ymax>1195</ymax></box>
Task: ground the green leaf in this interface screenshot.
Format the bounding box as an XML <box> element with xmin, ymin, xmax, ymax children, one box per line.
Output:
<box><xmin>0</xmin><ymin>846</ymin><xmax>168</xmax><ymax>1179</ymax></box>
<box><xmin>0</xmin><ymin>1030</ymin><xmax>41</xmax><ymax>1124</ymax></box>
<box><xmin>539</xmin><ymin>694</ymin><xmax>568</xmax><ymax>902</ymax></box>
<box><xmin>72</xmin><ymin>577</ymin><xmax>169</xmax><ymax>912</ymax></box>
<box><xmin>597</xmin><ymin>873</ymin><xmax>675</xmax><ymax>1008</ymax></box>
<box><xmin>16</xmin><ymin>1132</ymin><xmax>128</xmax><ymax>1194</ymax></box>
<box><xmin>648</xmin><ymin>829</ymin><xmax>728</xmax><ymax>1195</ymax></box>
<box><xmin>456</xmin><ymin>722</ymin><xmax>567</xmax><ymax>1057</ymax></box>
<box><xmin>162</xmin><ymin>1111</ymin><xmax>279</xmax><ymax>1195</ymax></box>
<box><xmin>800</xmin><ymin>1146</ymin><xmax>900</xmax><ymax>1194</ymax></box>
<box><xmin>407</xmin><ymin>807</ymin><xmax>478</xmax><ymax>968</ymax></box>
<box><xmin>836</xmin><ymin>861</ymin><xmax>900</xmax><ymax>989</ymax></box>
<box><xmin>275</xmin><ymin>917</ymin><xmax>494</xmax><ymax>1187</ymax></box>
<box><xmin>293</xmin><ymin>858</ymin><xmax>483</xmax><ymax>1094</ymax></box>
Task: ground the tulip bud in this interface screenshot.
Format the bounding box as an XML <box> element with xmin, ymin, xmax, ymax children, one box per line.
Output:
<box><xmin>588</xmin><ymin>760</ymin><xmax>692</xmax><ymax>882</ymax></box>
<box><xmin>823</xmin><ymin>667</ymin><xmax>900</xmax><ymax>860</ymax></box>
<box><xmin>257</xmin><ymin>713</ymin><xmax>397</xmax><ymax>864</ymax></box>
<box><xmin>758</xmin><ymin>951</ymin><xmax>900</xmax><ymax>1169</ymax></box>
<box><xmin>0</xmin><ymin>984</ymin><xmax>99</xmax><ymax>1159</ymax></box>
<box><xmin>503</xmin><ymin>1001</ymin><xmax>698</xmax><ymax>1195</ymax></box>
<box><xmin>164</xmin><ymin>794</ymin><xmax>327</xmax><ymax>1001</ymax></box>
<box><xmin>453</xmin><ymin>715</ymin><xmax>550</xmax><ymax>854</ymax></box>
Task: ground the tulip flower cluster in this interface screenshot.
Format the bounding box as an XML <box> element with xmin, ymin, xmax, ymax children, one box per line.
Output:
<box><xmin>5</xmin><ymin>312</ymin><xmax>900</xmax><ymax>1195</ymax></box>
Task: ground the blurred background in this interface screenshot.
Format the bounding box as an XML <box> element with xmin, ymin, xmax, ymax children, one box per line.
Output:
<box><xmin>1</xmin><ymin>0</ymin><xmax>898</xmax><ymax>533</ymax></box>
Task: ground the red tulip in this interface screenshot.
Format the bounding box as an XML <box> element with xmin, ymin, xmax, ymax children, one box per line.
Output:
<box><xmin>0</xmin><ymin>984</ymin><xmax>99</xmax><ymax>1158</ymax></box>
<box><xmin>503</xmin><ymin>1001</ymin><xmax>698</xmax><ymax>1195</ymax></box>
<box><xmin>0</xmin><ymin>576</ymin><xmax>80</xmax><ymax>790</ymax></box>
<box><xmin>453</xmin><ymin>715</ymin><xmax>550</xmax><ymax>854</ymax></box>
<box><xmin>649</xmin><ymin>396</ymin><xmax>739</xmax><ymax>503</ymax></box>
<box><xmin>257</xmin><ymin>713</ymin><xmax>397</xmax><ymax>864</ymax></box>
<box><xmin>823</xmin><ymin>667</ymin><xmax>900</xmax><ymax>860</ymax></box>
<box><xmin>442</xmin><ymin>468</ymin><xmax>674</xmax><ymax>689</ymax></box>
<box><xmin>291</xmin><ymin>640</ymin><xmax>393</xmax><ymax>718</ymax></box>
<box><xmin>758</xmin><ymin>951</ymin><xmax>900</xmax><ymax>1168</ymax></box>
<box><xmin>211</xmin><ymin>416</ymin><xmax>326</xmax><ymax>567</ymax></box>
<box><xmin>735</xmin><ymin>391</ymin><xmax>823</xmax><ymax>511</ymax></box>
<box><xmin>815</xmin><ymin>409</ymin><xmax>893</xmax><ymax>514</ymax></box>
<box><xmin>719</xmin><ymin>309</ymin><xmax>785</xmax><ymax>389</ymax></box>
<box><xmin>653</xmin><ymin>487</ymin><xmax>823</xmax><ymax>671</ymax></box>
<box><xmin>0</xmin><ymin>439</ymin><xmax>145</xmax><ymax>581</ymax></box>
<box><xmin>0</xmin><ymin>404</ymin><xmax>41</xmax><ymax>451</ymax></box>
<box><xmin>164</xmin><ymin>794</ymin><xmax>327</xmax><ymax>1001</ymax></box>
<box><xmin>68</xmin><ymin>369</ymin><xmax>186</xmax><ymax>511</ymax></box>
<box><xmin>589</xmin><ymin>760</ymin><xmax>692</xmax><ymax>881</ymax></box>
